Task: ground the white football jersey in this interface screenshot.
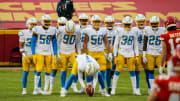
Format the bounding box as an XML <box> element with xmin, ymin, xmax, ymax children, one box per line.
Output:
<box><xmin>56</xmin><ymin>26</ymin><xmax>81</xmax><ymax>54</ymax></box>
<box><xmin>32</xmin><ymin>26</ymin><xmax>56</xmax><ymax>55</ymax></box>
<box><xmin>76</xmin><ymin>54</ymin><xmax>100</xmax><ymax>73</ymax></box>
<box><xmin>76</xmin><ymin>25</ymin><xmax>91</xmax><ymax>50</ymax></box>
<box><xmin>83</xmin><ymin>27</ymin><xmax>107</xmax><ymax>52</ymax></box>
<box><xmin>104</xmin><ymin>27</ymin><xmax>117</xmax><ymax>49</ymax></box>
<box><xmin>145</xmin><ymin>26</ymin><xmax>165</xmax><ymax>55</ymax></box>
<box><xmin>18</xmin><ymin>29</ymin><xmax>33</xmax><ymax>56</ymax></box>
<box><xmin>135</xmin><ymin>26</ymin><xmax>149</xmax><ymax>54</ymax></box>
<box><xmin>114</xmin><ymin>27</ymin><xmax>139</xmax><ymax>58</ymax></box>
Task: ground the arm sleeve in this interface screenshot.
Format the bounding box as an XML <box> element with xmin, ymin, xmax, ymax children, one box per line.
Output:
<box><xmin>113</xmin><ymin>29</ymin><xmax>120</xmax><ymax>57</ymax></box>
<box><xmin>134</xmin><ymin>31</ymin><xmax>139</xmax><ymax>57</ymax></box>
<box><xmin>92</xmin><ymin>72</ymin><xmax>98</xmax><ymax>88</ymax></box>
<box><xmin>78</xmin><ymin>70</ymin><xmax>86</xmax><ymax>88</ymax></box>
<box><xmin>31</xmin><ymin>36</ymin><xmax>37</xmax><ymax>54</ymax></box>
<box><xmin>52</xmin><ymin>37</ymin><xmax>57</xmax><ymax>56</ymax></box>
<box><xmin>18</xmin><ymin>31</ymin><xmax>25</xmax><ymax>42</ymax></box>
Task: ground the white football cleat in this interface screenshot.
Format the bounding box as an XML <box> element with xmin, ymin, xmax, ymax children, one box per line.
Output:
<box><xmin>22</xmin><ymin>88</ymin><xmax>27</xmax><ymax>95</ymax></box>
<box><xmin>42</xmin><ymin>90</ymin><xmax>51</xmax><ymax>95</ymax></box>
<box><xmin>135</xmin><ymin>89</ymin><xmax>141</xmax><ymax>96</ymax></box>
<box><xmin>33</xmin><ymin>88</ymin><xmax>41</xmax><ymax>95</ymax></box>
<box><xmin>71</xmin><ymin>83</ymin><xmax>79</xmax><ymax>93</ymax></box>
<box><xmin>111</xmin><ymin>89</ymin><xmax>115</xmax><ymax>95</ymax></box>
<box><xmin>101</xmin><ymin>89</ymin><xmax>110</xmax><ymax>97</ymax></box>
<box><xmin>148</xmin><ymin>88</ymin><xmax>151</xmax><ymax>95</ymax></box>
<box><xmin>78</xmin><ymin>88</ymin><xmax>85</xmax><ymax>93</ymax></box>
<box><xmin>60</xmin><ymin>88</ymin><xmax>67</xmax><ymax>97</ymax></box>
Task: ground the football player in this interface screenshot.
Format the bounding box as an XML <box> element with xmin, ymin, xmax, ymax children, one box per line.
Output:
<box><xmin>49</xmin><ymin>17</ymin><xmax>67</xmax><ymax>94</ymax></box>
<box><xmin>143</xmin><ymin>16</ymin><xmax>165</xmax><ymax>94</ymax></box>
<box><xmin>61</xmin><ymin>54</ymin><xmax>100</xmax><ymax>97</ymax></box>
<box><xmin>134</xmin><ymin>14</ymin><xmax>150</xmax><ymax>95</ymax></box>
<box><xmin>148</xmin><ymin>47</ymin><xmax>180</xmax><ymax>101</ymax></box>
<box><xmin>55</xmin><ymin>20</ymin><xmax>81</xmax><ymax>95</ymax></box>
<box><xmin>19</xmin><ymin>18</ymin><xmax>42</xmax><ymax>95</ymax></box>
<box><xmin>31</xmin><ymin>14</ymin><xmax>57</xmax><ymax>95</ymax></box>
<box><xmin>103</xmin><ymin>16</ymin><xmax>116</xmax><ymax>94</ymax></box>
<box><xmin>160</xmin><ymin>16</ymin><xmax>180</xmax><ymax>76</ymax></box>
<box><xmin>112</xmin><ymin>16</ymin><xmax>139</xmax><ymax>95</ymax></box>
<box><xmin>83</xmin><ymin>15</ymin><xmax>112</xmax><ymax>96</ymax></box>
<box><xmin>70</xmin><ymin>13</ymin><xmax>90</xmax><ymax>93</ymax></box>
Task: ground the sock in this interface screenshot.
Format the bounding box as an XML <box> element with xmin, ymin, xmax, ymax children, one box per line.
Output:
<box><xmin>22</xmin><ymin>71</ymin><xmax>29</xmax><ymax>88</ymax></box>
<box><xmin>87</xmin><ymin>76</ymin><xmax>93</xmax><ymax>85</ymax></box>
<box><xmin>44</xmin><ymin>73</ymin><xmax>50</xmax><ymax>91</ymax></box>
<box><xmin>34</xmin><ymin>72</ymin><xmax>41</xmax><ymax>89</ymax></box>
<box><xmin>112</xmin><ymin>71</ymin><xmax>120</xmax><ymax>90</ymax></box>
<box><xmin>135</xmin><ymin>71</ymin><xmax>140</xmax><ymax>89</ymax></box>
<box><xmin>50</xmin><ymin>72</ymin><xmax>57</xmax><ymax>90</ymax></box>
<box><xmin>144</xmin><ymin>69</ymin><xmax>151</xmax><ymax>88</ymax></box>
<box><xmin>106</xmin><ymin>69</ymin><xmax>111</xmax><ymax>88</ymax></box>
<box><xmin>61</xmin><ymin>71</ymin><xmax>67</xmax><ymax>88</ymax></box>
<box><xmin>73</xmin><ymin>74</ymin><xmax>78</xmax><ymax>83</ymax></box>
<box><xmin>34</xmin><ymin>71</ymin><xmax>41</xmax><ymax>88</ymax></box>
<box><xmin>129</xmin><ymin>71</ymin><xmax>136</xmax><ymax>92</ymax></box>
<box><xmin>149</xmin><ymin>73</ymin><xmax>154</xmax><ymax>90</ymax></box>
<box><xmin>98</xmin><ymin>72</ymin><xmax>105</xmax><ymax>89</ymax></box>
<box><xmin>112</xmin><ymin>64</ymin><xmax>116</xmax><ymax>71</ymax></box>
<box><xmin>65</xmin><ymin>74</ymin><xmax>75</xmax><ymax>90</ymax></box>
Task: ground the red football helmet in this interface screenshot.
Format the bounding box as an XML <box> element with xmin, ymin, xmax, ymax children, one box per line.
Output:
<box><xmin>164</xmin><ymin>16</ymin><xmax>177</xmax><ymax>29</ymax></box>
<box><xmin>172</xmin><ymin>46</ymin><xmax>180</xmax><ymax>72</ymax></box>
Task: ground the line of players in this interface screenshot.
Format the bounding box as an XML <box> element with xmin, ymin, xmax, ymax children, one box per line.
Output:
<box><xmin>19</xmin><ymin>13</ymin><xmax>166</xmax><ymax>96</ymax></box>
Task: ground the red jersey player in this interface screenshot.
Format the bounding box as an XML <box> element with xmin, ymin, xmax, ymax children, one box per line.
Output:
<box><xmin>159</xmin><ymin>16</ymin><xmax>180</xmax><ymax>75</ymax></box>
<box><xmin>148</xmin><ymin>47</ymin><xmax>180</xmax><ymax>101</ymax></box>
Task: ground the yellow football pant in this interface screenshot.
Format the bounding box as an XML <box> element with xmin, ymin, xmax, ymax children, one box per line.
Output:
<box><xmin>59</xmin><ymin>52</ymin><xmax>77</xmax><ymax>72</ymax></box>
<box><xmin>135</xmin><ymin>54</ymin><xmax>148</xmax><ymax>71</ymax></box>
<box><xmin>104</xmin><ymin>49</ymin><xmax>113</xmax><ymax>69</ymax></box>
<box><xmin>22</xmin><ymin>56</ymin><xmax>35</xmax><ymax>71</ymax></box>
<box><xmin>36</xmin><ymin>54</ymin><xmax>52</xmax><ymax>74</ymax></box>
<box><xmin>88</xmin><ymin>51</ymin><xmax>106</xmax><ymax>71</ymax></box>
<box><xmin>71</xmin><ymin>60</ymin><xmax>78</xmax><ymax>75</ymax></box>
<box><xmin>146</xmin><ymin>54</ymin><xmax>161</xmax><ymax>71</ymax></box>
<box><xmin>115</xmin><ymin>54</ymin><xmax>135</xmax><ymax>72</ymax></box>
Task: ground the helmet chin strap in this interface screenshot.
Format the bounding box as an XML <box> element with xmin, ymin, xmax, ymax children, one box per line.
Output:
<box><xmin>107</xmin><ymin>26</ymin><xmax>113</xmax><ymax>30</ymax></box>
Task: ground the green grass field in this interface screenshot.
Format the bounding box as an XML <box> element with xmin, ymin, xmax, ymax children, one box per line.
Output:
<box><xmin>0</xmin><ymin>68</ymin><xmax>156</xmax><ymax>101</ymax></box>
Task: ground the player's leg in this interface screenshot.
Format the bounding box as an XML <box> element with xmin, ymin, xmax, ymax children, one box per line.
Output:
<box><xmin>60</xmin><ymin>53</ymin><xmax>68</xmax><ymax>93</ymax></box>
<box><xmin>146</xmin><ymin>54</ymin><xmax>155</xmax><ymax>94</ymax></box>
<box><xmin>128</xmin><ymin>57</ymin><xmax>137</xmax><ymax>95</ymax></box>
<box><xmin>62</xmin><ymin>60</ymin><xmax>78</xmax><ymax>97</ymax></box>
<box><xmin>143</xmin><ymin>62</ymin><xmax>151</xmax><ymax>93</ymax></box>
<box><xmin>33</xmin><ymin>54</ymin><xmax>44</xmax><ymax>95</ymax></box>
<box><xmin>106</xmin><ymin>60</ymin><xmax>112</xmax><ymax>94</ymax></box>
<box><xmin>69</xmin><ymin>52</ymin><xmax>79</xmax><ymax>92</ymax></box>
<box><xmin>22</xmin><ymin>56</ymin><xmax>31</xmax><ymax>95</ymax></box>
<box><xmin>41</xmin><ymin>55</ymin><xmax>52</xmax><ymax>95</ymax></box>
<box><xmin>111</xmin><ymin>54</ymin><xmax>124</xmax><ymax>95</ymax></box>
<box><xmin>135</xmin><ymin>54</ymin><xmax>142</xmax><ymax>95</ymax></box>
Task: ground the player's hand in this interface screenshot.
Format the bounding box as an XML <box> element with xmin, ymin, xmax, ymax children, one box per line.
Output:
<box><xmin>143</xmin><ymin>51</ymin><xmax>147</xmax><ymax>64</ymax></box>
<box><xmin>53</xmin><ymin>55</ymin><xmax>57</xmax><ymax>65</ymax></box>
<box><xmin>57</xmin><ymin>54</ymin><xmax>61</xmax><ymax>63</ymax></box>
<box><xmin>107</xmin><ymin>53</ymin><xmax>112</xmax><ymax>62</ymax></box>
<box><xmin>32</xmin><ymin>54</ymin><xmax>37</xmax><ymax>64</ymax></box>
<box><xmin>135</xmin><ymin>57</ymin><xmax>139</xmax><ymax>65</ymax></box>
<box><xmin>104</xmin><ymin>52</ymin><xmax>108</xmax><ymax>60</ymax></box>
<box><xmin>159</xmin><ymin>66</ymin><xmax>163</xmax><ymax>75</ymax></box>
<box><xmin>22</xmin><ymin>53</ymin><xmax>26</xmax><ymax>57</ymax></box>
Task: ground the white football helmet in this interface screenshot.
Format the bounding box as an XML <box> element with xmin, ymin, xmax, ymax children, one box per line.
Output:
<box><xmin>79</xmin><ymin>13</ymin><xmax>89</xmax><ymax>27</ymax></box>
<box><xmin>104</xmin><ymin>16</ymin><xmax>115</xmax><ymax>30</ymax></box>
<box><xmin>41</xmin><ymin>14</ymin><xmax>52</xmax><ymax>28</ymax></box>
<box><xmin>122</xmin><ymin>16</ymin><xmax>133</xmax><ymax>31</ymax></box>
<box><xmin>149</xmin><ymin>16</ymin><xmax>160</xmax><ymax>30</ymax></box>
<box><xmin>91</xmin><ymin>15</ymin><xmax>101</xmax><ymax>29</ymax></box>
<box><xmin>65</xmin><ymin>20</ymin><xmax>75</xmax><ymax>35</ymax></box>
<box><xmin>135</xmin><ymin>14</ymin><xmax>146</xmax><ymax>29</ymax></box>
<box><xmin>26</xmin><ymin>18</ymin><xmax>37</xmax><ymax>29</ymax></box>
<box><xmin>57</xmin><ymin>17</ymin><xmax>67</xmax><ymax>26</ymax></box>
<box><xmin>85</xmin><ymin>62</ymin><xmax>96</xmax><ymax>76</ymax></box>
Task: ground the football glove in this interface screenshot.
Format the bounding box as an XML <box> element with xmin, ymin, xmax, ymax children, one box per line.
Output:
<box><xmin>32</xmin><ymin>54</ymin><xmax>37</xmax><ymax>64</ymax></box>
<box><xmin>104</xmin><ymin>52</ymin><xmax>108</xmax><ymax>60</ymax></box>
<box><xmin>135</xmin><ymin>57</ymin><xmax>139</xmax><ymax>65</ymax></box>
<box><xmin>53</xmin><ymin>55</ymin><xmax>57</xmax><ymax>65</ymax></box>
<box><xmin>57</xmin><ymin>54</ymin><xmax>61</xmax><ymax>63</ymax></box>
<box><xmin>22</xmin><ymin>53</ymin><xmax>30</xmax><ymax>64</ymax></box>
<box><xmin>159</xmin><ymin>66</ymin><xmax>163</xmax><ymax>75</ymax></box>
<box><xmin>107</xmin><ymin>53</ymin><xmax>112</xmax><ymax>62</ymax></box>
<box><xmin>143</xmin><ymin>51</ymin><xmax>147</xmax><ymax>64</ymax></box>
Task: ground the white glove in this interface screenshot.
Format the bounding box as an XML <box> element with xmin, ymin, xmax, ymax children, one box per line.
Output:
<box><xmin>159</xmin><ymin>66</ymin><xmax>163</xmax><ymax>75</ymax></box>
<box><xmin>107</xmin><ymin>53</ymin><xmax>112</xmax><ymax>62</ymax></box>
<box><xmin>22</xmin><ymin>53</ymin><xmax>26</xmax><ymax>57</ymax></box>
<box><xmin>143</xmin><ymin>51</ymin><xmax>147</xmax><ymax>64</ymax></box>
<box><xmin>159</xmin><ymin>48</ymin><xmax>162</xmax><ymax>54</ymax></box>
<box><xmin>104</xmin><ymin>52</ymin><xmax>108</xmax><ymax>60</ymax></box>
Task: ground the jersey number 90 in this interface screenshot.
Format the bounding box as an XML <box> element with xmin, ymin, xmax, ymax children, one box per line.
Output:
<box><xmin>63</xmin><ymin>34</ymin><xmax>76</xmax><ymax>44</ymax></box>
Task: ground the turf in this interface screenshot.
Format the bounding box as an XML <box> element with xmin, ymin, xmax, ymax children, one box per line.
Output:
<box><xmin>0</xmin><ymin>68</ymin><xmax>155</xmax><ymax>101</ymax></box>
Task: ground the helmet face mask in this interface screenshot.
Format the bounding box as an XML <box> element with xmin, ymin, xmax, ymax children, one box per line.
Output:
<box><xmin>79</xmin><ymin>19</ymin><xmax>88</xmax><ymax>26</ymax></box>
<box><xmin>26</xmin><ymin>18</ymin><xmax>37</xmax><ymax>29</ymax></box>
<box><xmin>29</xmin><ymin>23</ymin><xmax>37</xmax><ymax>29</ymax></box>
<box><xmin>122</xmin><ymin>16</ymin><xmax>133</xmax><ymax>31</ymax></box>
<box><xmin>105</xmin><ymin>21</ymin><xmax>115</xmax><ymax>30</ymax></box>
<box><xmin>150</xmin><ymin>22</ymin><xmax>159</xmax><ymax>30</ymax></box>
<box><xmin>123</xmin><ymin>23</ymin><xmax>132</xmax><ymax>31</ymax></box>
<box><xmin>58</xmin><ymin>23</ymin><xmax>66</xmax><ymax>26</ymax></box>
<box><xmin>43</xmin><ymin>20</ymin><xmax>52</xmax><ymax>28</ymax></box>
<box><xmin>57</xmin><ymin>17</ymin><xmax>67</xmax><ymax>27</ymax></box>
<box><xmin>92</xmin><ymin>20</ymin><xmax>101</xmax><ymax>29</ymax></box>
<box><xmin>136</xmin><ymin>20</ymin><xmax>145</xmax><ymax>29</ymax></box>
